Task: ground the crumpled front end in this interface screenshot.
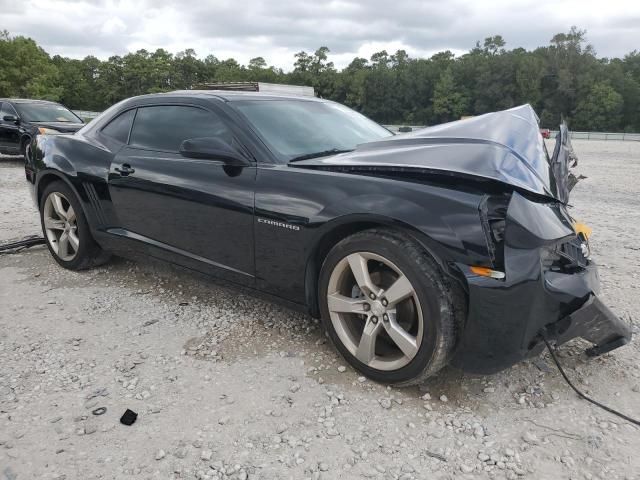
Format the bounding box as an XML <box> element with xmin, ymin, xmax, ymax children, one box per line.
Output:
<box><xmin>450</xmin><ymin>191</ymin><xmax>632</xmax><ymax>374</ymax></box>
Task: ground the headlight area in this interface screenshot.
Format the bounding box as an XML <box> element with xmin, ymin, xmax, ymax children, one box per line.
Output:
<box><xmin>452</xmin><ymin>191</ymin><xmax>631</xmax><ymax>374</ymax></box>
<box><xmin>477</xmin><ymin>192</ymin><xmax>511</xmax><ymax>273</ymax></box>
<box><xmin>37</xmin><ymin>127</ymin><xmax>62</xmax><ymax>135</ymax></box>
<box><xmin>542</xmin><ymin>236</ymin><xmax>591</xmax><ymax>274</ymax></box>
<box><xmin>471</xmin><ymin>191</ymin><xmax>581</xmax><ymax>282</ymax></box>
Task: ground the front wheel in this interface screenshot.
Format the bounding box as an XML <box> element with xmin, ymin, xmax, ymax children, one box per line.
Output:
<box><xmin>319</xmin><ymin>229</ymin><xmax>461</xmax><ymax>386</ymax></box>
<box><xmin>39</xmin><ymin>180</ymin><xmax>110</xmax><ymax>270</ymax></box>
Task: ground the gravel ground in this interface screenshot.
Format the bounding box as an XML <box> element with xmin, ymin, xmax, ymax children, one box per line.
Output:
<box><xmin>1</xmin><ymin>140</ymin><xmax>639</xmax><ymax>480</ymax></box>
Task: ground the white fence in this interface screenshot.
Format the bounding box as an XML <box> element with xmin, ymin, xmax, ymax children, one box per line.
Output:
<box><xmin>549</xmin><ymin>131</ymin><xmax>640</xmax><ymax>141</ymax></box>
<box><xmin>73</xmin><ymin>110</ymin><xmax>100</xmax><ymax>121</ymax></box>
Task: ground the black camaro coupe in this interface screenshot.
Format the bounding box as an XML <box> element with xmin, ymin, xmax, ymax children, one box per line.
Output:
<box><xmin>25</xmin><ymin>92</ymin><xmax>631</xmax><ymax>385</ymax></box>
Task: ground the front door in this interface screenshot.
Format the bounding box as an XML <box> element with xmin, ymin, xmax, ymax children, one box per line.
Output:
<box><xmin>107</xmin><ymin>104</ymin><xmax>256</xmax><ymax>284</ymax></box>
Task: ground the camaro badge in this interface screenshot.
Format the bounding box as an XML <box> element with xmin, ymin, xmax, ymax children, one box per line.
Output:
<box><xmin>257</xmin><ymin>218</ymin><xmax>300</xmax><ymax>231</ymax></box>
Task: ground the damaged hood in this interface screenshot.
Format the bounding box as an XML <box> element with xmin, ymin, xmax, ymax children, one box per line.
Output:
<box><xmin>292</xmin><ymin>104</ymin><xmax>575</xmax><ymax>202</ymax></box>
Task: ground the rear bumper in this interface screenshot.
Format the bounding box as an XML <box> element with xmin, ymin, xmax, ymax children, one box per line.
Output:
<box><xmin>450</xmin><ymin>254</ymin><xmax>632</xmax><ymax>374</ymax></box>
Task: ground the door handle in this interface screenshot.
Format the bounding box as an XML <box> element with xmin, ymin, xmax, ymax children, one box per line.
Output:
<box><xmin>115</xmin><ymin>164</ymin><xmax>135</xmax><ymax>176</ymax></box>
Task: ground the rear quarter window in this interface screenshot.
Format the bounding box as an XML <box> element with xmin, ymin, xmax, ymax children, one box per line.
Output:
<box><xmin>101</xmin><ymin>109</ymin><xmax>136</xmax><ymax>144</ymax></box>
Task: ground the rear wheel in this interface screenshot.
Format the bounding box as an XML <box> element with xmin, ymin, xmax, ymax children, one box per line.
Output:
<box><xmin>39</xmin><ymin>181</ymin><xmax>110</xmax><ymax>270</ymax></box>
<box><xmin>319</xmin><ymin>229</ymin><xmax>461</xmax><ymax>385</ymax></box>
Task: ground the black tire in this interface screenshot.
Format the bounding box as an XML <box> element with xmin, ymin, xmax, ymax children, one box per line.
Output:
<box><xmin>39</xmin><ymin>180</ymin><xmax>110</xmax><ymax>270</ymax></box>
<box><xmin>318</xmin><ymin>228</ymin><xmax>463</xmax><ymax>386</ymax></box>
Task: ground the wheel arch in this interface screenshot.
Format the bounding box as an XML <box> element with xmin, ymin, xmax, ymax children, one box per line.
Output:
<box><xmin>36</xmin><ymin>170</ymin><xmax>88</xmax><ymax>218</ymax></box>
<box><xmin>304</xmin><ymin>214</ymin><xmax>457</xmax><ymax>318</ymax></box>
<box><xmin>36</xmin><ymin>169</ymin><xmax>111</xmax><ymax>270</ymax></box>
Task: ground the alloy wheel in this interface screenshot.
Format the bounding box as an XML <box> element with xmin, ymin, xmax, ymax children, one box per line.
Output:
<box><xmin>326</xmin><ymin>252</ymin><xmax>423</xmax><ymax>371</ymax></box>
<box><xmin>43</xmin><ymin>191</ymin><xmax>79</xmax><ymax>261</ymax></box>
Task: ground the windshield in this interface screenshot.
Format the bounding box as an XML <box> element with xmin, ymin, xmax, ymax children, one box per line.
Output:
<box><xmin>232</xmin><ymin>99</ymin><xmax>392</xmax><ymax>162</ymax></box>
<box><xmin>14</xmin><ymin>102</ymin><xmax>82</xmax><ymax>123</ymax></box>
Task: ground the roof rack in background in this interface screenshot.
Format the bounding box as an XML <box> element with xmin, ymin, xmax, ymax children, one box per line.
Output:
<box><xmin>195</xmin><ymin>82</ymin><xmax>315</xmax><ymax>97</ymax></box>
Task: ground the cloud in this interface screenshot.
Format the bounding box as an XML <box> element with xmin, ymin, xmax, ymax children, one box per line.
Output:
<box><xmin>3</xmin><ymin>0</ymin><xmax>639</xmax><ymax>68</ymax></box>
<box><xmin>101</xmin><ymin>17</ymin><xmax>126</xmax><ymax>35</ymax></box>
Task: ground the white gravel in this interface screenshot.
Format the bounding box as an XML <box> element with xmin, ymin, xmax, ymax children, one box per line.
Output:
<box><xmin>1</xmin><ymin>141</ymin><xmax>639</xmax><ymax>479</ymax></box>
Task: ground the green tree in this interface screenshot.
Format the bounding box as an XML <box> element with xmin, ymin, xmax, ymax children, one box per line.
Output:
<box><xmin>432</xmin><ymin>68</ymin><xmax>468</xmax><ymax>122</ymax></box>
<box><xmin>172</xmin><ymin>49</ymin><xmax>203</xmax><ymax>89</ymax></box>
<box><xmin>292</xmin><ymin>47</ymin><xmax>336</xmax><ymax>98</ymax></box>
<box><xmin>483</xmin><ymin>35</ymin><xmax>506</xmax><ymax>56</ymax></box>
<box><xmin>0</xmin><ymin>28</ymin><xmax>639</xmax><ymax>132</ymax></box>
<box><xmin>0</xmin><ymin>32</ymin><xmax>61</xmax><ymax>99</ymax></box>
<box><xmin>573</xmin><ymin>81</ymin><xmax>623</xmax><ymax>131</ymax></box>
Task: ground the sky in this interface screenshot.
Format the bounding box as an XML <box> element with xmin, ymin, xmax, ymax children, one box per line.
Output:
<box><xmin>2</xmin><ymin>0</ymin><xmax>639</xmax><ymax>69</ymax></box>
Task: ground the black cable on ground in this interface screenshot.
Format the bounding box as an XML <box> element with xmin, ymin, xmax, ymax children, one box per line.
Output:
<box><xmin>0</xmin><ymin>235</ymin><xmax>46</xmax><ymax>255</ymax></box>
<box><xmin>542</xmin><ymin>336</ymin><xmax>640</xmax><ymax>428</ymax></box>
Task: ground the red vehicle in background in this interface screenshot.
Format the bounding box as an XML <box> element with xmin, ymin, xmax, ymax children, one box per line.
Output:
<box><xmin>540</xmin><ymin>128</ymin><xmax>551</xmax><ymax>139</ymax></box>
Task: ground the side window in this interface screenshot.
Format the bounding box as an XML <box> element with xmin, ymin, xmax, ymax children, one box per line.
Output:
<box><xmin>101</xmin><ymin>109</ymin><xmax>136</xmax><ymax>144</ymax></box>
<box><xmin>129</xmin><ymin>105</ymin><xmax>233</xmax><ymax>152</ymax></box>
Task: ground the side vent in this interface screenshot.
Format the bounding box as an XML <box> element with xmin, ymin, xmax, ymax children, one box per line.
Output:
<box><xmin>83</xmin><ymin>182</ymin><xmax>107</xmax><ymax>227</ymax></box>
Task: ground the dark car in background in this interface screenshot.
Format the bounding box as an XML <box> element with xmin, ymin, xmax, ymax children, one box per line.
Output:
<box><xmin>0</xmin><ymin>99</ymin><xmax>84</xmax><ymax>157</ymax></box>
<box><xmin>24</xmin><ymin>92</ymin><xmax>631</xmax><ymax>385</ymax></box>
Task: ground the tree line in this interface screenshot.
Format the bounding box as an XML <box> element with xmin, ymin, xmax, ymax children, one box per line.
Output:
<box><xmin>1</xmin><ymin>27</ymin><xmax>639</xmax><ymax>131</ymax></box>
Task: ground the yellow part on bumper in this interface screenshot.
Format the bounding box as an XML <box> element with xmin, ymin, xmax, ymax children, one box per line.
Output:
<box><xmin>574</xmin><ymin>221</ymin><xmax>593</xmax><ymax>240</ymax></box>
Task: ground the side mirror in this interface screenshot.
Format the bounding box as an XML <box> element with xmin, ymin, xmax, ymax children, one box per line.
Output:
<box><xmin>3</xmin><ymin>115</ymin><xmax>19</xmax><ymax>124</ymax></box>
<box><xmin>179</xmin><ymin>137</ymin><xmax>250</xmax><ymax>166</ymax></box>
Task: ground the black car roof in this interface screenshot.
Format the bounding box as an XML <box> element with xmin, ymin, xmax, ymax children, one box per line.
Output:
<box><xmin>80</xmin><ymin>90</ymin><xmax>328</xmax><ymax>137</ymax></box>
<box><xmin>167</xmin><ymin>90</ymin><xmax>325</xmax><ymax>102</ymax></box>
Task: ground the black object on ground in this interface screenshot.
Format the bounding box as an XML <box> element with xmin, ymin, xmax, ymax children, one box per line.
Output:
<box><xmin>92</xmin><ymin>407</ymin><xmax>107</xmax><ymax>416</ymax></box>
<box><xmin>120</xmin><ymin>409</ymin><xmax>138</xmax><ymax>426</ymax></box>
<box><xmin>0</xmin><ymin>235</ymin><xmax>45</xmax><ymax>255</ymax></box>
<box><xmin>543</xmin><ymin>336</ymin><xmax>640</xmax><ymax>427</ymax></box>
